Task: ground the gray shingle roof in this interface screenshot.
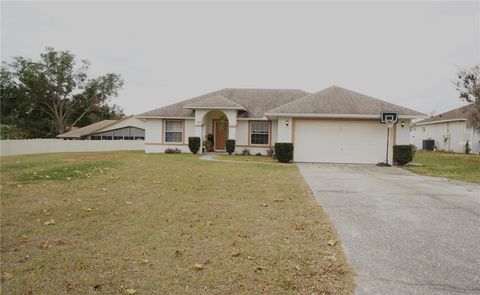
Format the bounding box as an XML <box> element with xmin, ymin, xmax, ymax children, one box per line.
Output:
<box><xmin>416</xmin><ymin>103</ymin><xmax>478</xmax><ymax>125</ymax></box>
<box><xmin>265</xmin><ymin>86</ymin><xmax>425</xmax><ymax>117</ymax></box>
<box><xmin>183</xmin><ymin>94</ymin><xmax>246</xmax><ymax>110</ymax></box>
<box><xmin>137</xmin><ymin>88</ymin><xmax>310</xmax><ymax>118</ymax></box>
<box><xmin>57</xmin><ymin>120</ymin><xmax>118</xmax><ymax>138</ymax></box>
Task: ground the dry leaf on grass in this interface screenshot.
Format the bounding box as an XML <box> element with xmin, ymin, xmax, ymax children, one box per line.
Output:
<box><xmin>231</xmin><ymin>250</ymin><xmax>241</xmax><ymax>257</ymax></box>
<box><xmin>125</xmin><ymin>288</ymin><xmax>137</xmax><ymax>294</ymax></box>
<box><xmin>43</xmin><ymin>219</ymin><xmax>56</xmax><ymax>226</ymax></box>
<box><xmin>126</xmin><ymin>201</ymin><xmax>133</xmax><ymax>205</ymax></box>
<box><xmin>327</xmin><ymin>239</ymin><xmax>337</xmax><ymax>247</ymax></box>
<box><xmin>260</xmin><ymin>204</ymin><xmax>268</xmax><ymax>207</ymax></box>
<box><xmin>294</xmin><ymin>223</ymin><xmax>305</xmax><ymax>231</ymax></box>
<box><xmin>1</xmin><ymin>272</ymin><xmax>13</xmax><ymax>281</ymax></box>
<box><xmin>83</xmin><ymin>207</ymin><xmax>92</xmax><ymax>212</ymax></box>
<box><xmin>56</xmin><ymin>239</ymin><xmax>67</xmax><ymax>246</ymax></box>
<box><xmin>93</xmin><ymin>284</ymin><xmax>102</xmax><ymax>290</ymax></box>
<box><xmin>193</xmin><ymin>263</ymin><xmax>204</xmax><ymax>270</ymax></box>
<box><xmin>38</xmin><ymin>240</ymin><xmax>49</xmax><ymax>250</ymax></box>
<box><xmin>175</xmin><ymin>250</ymin><xmax>182</xmax><ymax>256</ymax></box>
<box><xmin>64</xmin><ymin>281</ymin><xmax>74</xmax><ymax>292</ymax></box>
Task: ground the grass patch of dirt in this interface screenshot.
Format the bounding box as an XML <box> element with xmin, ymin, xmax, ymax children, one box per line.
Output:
<box><xmin>405</xmin><ymin>151</ymin><xmax>480</xmax><ymax>184</ymax></box>
<box><xmin>1</xmin><ymin>151</ymin><xmax>354</xmax><ymax>294</ymax></box>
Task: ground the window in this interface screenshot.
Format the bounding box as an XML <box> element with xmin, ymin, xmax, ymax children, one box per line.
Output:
<box><xmin>164</xmin><ymin>120</ymin><xmax>183</xmax><ymax>143</ymax></box>
<box><xmin>250</xmin><ymin>121</ymin><xmax>270</xmax><ymax>145</ymax></box>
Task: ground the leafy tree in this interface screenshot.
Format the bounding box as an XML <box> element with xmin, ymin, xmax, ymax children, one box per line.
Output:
<box><xmin>455</xmin><ymin>65</ymin><xmax>480</xmax><ymax>128</ymax></box>
<box><xmin>1</xmin><ymin>47</ymin><xmax>124</xmax><ymax>137</ymax></box>
<box><xmin>455</xmin><ymin>64</ymin><xmax>480</xmax><ymax>104</ymax></box>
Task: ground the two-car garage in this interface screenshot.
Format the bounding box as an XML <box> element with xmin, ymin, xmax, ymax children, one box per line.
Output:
<box><xmin>293</xmin><ymin>119</ymin><xmax>390</xmax><ymax>164</ymax></box>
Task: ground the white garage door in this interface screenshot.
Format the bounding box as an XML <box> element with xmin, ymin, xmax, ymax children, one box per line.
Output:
<box><xmin>294</xmin><ymin>120</ymin><xmax>387</xmax><ymax>164</ymax></box>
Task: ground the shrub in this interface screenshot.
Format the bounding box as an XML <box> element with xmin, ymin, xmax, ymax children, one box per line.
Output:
<box><xmin>188</xmin><ymin>137</ymin><xmax>201</xmax><ymax>154</ymax></box>
<box><xmin>242</xmin><ymin>149</ymin><xmax>250</xmax><ymax>156</ymax></box>
<box><xmin>226</xmin><ymin>139</ymin><xmax>235</xmax><ymax>155</ymax></box>
<box><xmin>275</xmin><ymin>143</ymin><xmax>294</xmax><ymax>163</ymax></box>
<box><xmin>255</xmin><ymin>152</ymin><xmax>262</xmax><ymax>156</ymax></box>
<box><xmin>393</xmin><ymin>145</ymin><xmax>416</xmax><ymax>165</ymax></box>
<box><xmin>267</xmin><ymin>147</ymin><xmax>275</xmax><ymax>157</ymax></box>
<box><xmin>465</xmin><ymin>140</ymin><xmax>471</xmax><ymax>154</ymax></box>
<box><xmin>165</xmin><ymin>148</ymin><xmax>181</xmax><ymax>154</ymax></box>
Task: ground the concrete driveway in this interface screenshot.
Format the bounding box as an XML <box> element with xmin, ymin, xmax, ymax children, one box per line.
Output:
<box><xmin>297</xmin><ymin>164</ymin><xmax>480</xmax><ymax>295</ymax></box>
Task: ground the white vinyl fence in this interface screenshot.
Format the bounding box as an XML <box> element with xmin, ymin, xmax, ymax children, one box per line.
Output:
<box><xmin>0</xmin><ymin>139</ymin><xmax>144</xmax><ymax>157</ymax></box>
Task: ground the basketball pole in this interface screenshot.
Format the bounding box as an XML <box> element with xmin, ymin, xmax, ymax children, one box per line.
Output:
<box><xmin>385</xmin><ymin>126</ymin><xmax>390</xmax><ymax>166</ymax></box>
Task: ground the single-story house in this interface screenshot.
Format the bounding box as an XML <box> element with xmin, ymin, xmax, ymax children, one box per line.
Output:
<box><xmin>411</xmin><ymin>103</ymin><xmax>480</xmax><ymax>154</ymax></box>
<box><xmin>57</xmin><ymin>116</ymin><xmax>145</xmax><ymax>140</ymax></box>
<box><xmin>137</xmin><ymin>86</ymin><xmax>425</xmax><ymax>164</ymax></box>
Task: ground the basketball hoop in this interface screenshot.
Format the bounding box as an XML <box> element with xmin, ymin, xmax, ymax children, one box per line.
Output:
<box><xmin>385</xmin><ymin>120</ymin><xmax>395</xmax><ymax>129</ymax></box>
<box><xmin>379</xmin><ymin>112</ymin><xmax>399</xmax><ymax>167</ymax></box>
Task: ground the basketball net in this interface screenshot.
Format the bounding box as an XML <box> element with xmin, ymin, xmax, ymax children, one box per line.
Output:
<box><xmin>385</xmin><ymin>121</ymin><xmax>395</xmax><ymax>128</ymax></box>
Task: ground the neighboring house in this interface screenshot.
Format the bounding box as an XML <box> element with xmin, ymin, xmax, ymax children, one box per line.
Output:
<box><xmin>137</xmin><ymin>86</ymin><xmax>425</xmax><ymax>164</ymax></box>
<box><xmin>411</xmin><ymin>104</ymin><xmax>480</xmax><ymax>154</ymax></box>
<box><xmin>57</xmin><ymin>117</ymin><xmax>145</xmax><ymax>140</ymax></box>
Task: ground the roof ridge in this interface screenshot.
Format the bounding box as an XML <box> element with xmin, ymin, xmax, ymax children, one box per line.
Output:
<box><xmin>221</xmin><ymin>87</ymin><xmax>307</xmax><ymax>92</ymax></box>
<box><xmin>265</xmin><ymin>87</ymin><xmax>332</xmax><ymax>113</ymax></box>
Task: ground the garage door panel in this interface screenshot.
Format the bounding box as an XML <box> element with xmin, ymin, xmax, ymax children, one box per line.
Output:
<box><xmin>294</xmin><ymin>120</ymin><xmax>386</xmax><ymax>164</ymax></box>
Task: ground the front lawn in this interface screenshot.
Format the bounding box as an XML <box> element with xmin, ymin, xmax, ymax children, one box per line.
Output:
<box><xmin>405</xmin><ymin>151</ymin><xmax>480</xmax><ymax>184</ymax></box>
<box><xmin>1</xmin><ymin>152</ymin><xmax>353</xmax><ymax>294</ymax></box>
<box><xmin>214</xmin><ymin>154</ymin><xmax>277</xmax><ymax>163</ymax></box>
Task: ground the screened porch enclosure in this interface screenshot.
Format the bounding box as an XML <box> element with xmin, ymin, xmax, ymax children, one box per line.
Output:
<box><xmin>87</xmin><ymin>126</ymin><xmax>145</xmax><ymax>140</ymax></box>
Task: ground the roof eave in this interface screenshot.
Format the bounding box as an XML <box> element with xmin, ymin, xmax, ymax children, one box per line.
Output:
<box><xmin>134</xmin><ymin>115</ymin><xmax>195</xmax><ymax>119</ymax></box>
<box><xmin>183</xmin><ymin>106</ymin><xmax>247</xmax><ymax>111</ymax></box>
<box><xmin>414</xmin><ymin>118</ymin><xmax>468</xmax><ymax>126</ymax></box>
<box><xmin>265</xmin><ymin>113</ymin><xmax>426</xmax><ymax>119</ymax></box>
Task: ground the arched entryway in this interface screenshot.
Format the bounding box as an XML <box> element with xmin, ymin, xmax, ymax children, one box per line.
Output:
<box><xmin>202</xmin><ymin>110</ymin><xmax>229</xmax><ymax>152</ymax></box>
<box><xmin>193</xmin><ymin>108</ymin><xmax>238</xmax><ymax>153</ymax></box>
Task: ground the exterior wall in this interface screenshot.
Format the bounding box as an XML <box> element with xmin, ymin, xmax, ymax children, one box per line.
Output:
<box><xmin>144</xmin><ymin>118</ymin><xmax>194</xmax><ymax>153</ymax></box>
<box><xmin>472</xmin><ymin>129</ymin><xmax>480</xmax><ymax>154</ymax></box>
<box><xmin>395</xmin><ymin>120</ymin><xmax>411</xmax><ymax>145</ymax></box>
<box><xmin>0</xmin><ymin>139</ymin><xmax>144</xmax><ymax>157</ymax></box>
<box><xmin>235</xmin><ymin>120</ymin><xmax>249</xmax><ymax>146</ymax></box>
<box><xmin>234</xmin><ymin>119</ymin><xmax>275</xmax><ymax>155</ymax></box>
<box><xmin>234</xmin><ymin>146</ymin><xmax>271</xmax><ymax>155</ymax></box>
<box><xmin>277</xmin><ymin>117</ymin><xmax>293</xmax><ymax>142</ymax></box>
<box><xmin>411</xmin><ymin>121</ymin><xmax>475</xmax><ymax>153</ymax></box>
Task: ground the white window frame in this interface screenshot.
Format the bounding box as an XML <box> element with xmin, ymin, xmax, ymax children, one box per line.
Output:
<box><xmin>163</xmin><ymin>120</ymin><xmax>184</xmax><ymax>143</ymax></box>
<box><xmin>250</xmin><ymin>121</ymin><xmax>270</xmax><ymax>146</ymax></box>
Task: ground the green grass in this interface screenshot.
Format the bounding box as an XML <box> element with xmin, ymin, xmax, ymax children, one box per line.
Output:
<box><xmin>405</xmin><ymin>151</ymin><xmax>480</xmax><ymax>184</ymax></box>
<box><xmin>214</xmin><ymin>154</ymin><xmax>277</xmax><ymax>163</ymax></box>
<box><xmin>1</xmin><ymin>152</ymin><xmax>354</xmax><ymax>294</ymax></box>
<box><xmin>16</xmin><ymin>160</ymin><xmax>117</xmax><ymax>182</ymax></box>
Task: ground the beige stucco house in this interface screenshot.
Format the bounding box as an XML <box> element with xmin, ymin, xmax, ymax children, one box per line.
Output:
<box><xmin>411</xmin><ymin>104</ymin><xmax>479</xmax><ymax>154</ymax></box>
<box><xmin>137</xmin><ymin>86</ymin><xmax>425</xmax><ymax>164</ymax></box>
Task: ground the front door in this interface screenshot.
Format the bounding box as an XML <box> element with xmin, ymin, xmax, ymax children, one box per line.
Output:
<box><xmin>214</xmin><ymin>119</ymin><xmax>228</xmax><ymax>151</ymax></box>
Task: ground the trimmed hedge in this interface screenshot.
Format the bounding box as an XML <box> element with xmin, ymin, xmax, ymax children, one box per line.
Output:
<box><xmin>275</xmin><ymin>143</ymin><xmax>294</xmax><ymax>163</ymax></box>
<box><xmin>393</xmin><ymin>145</ymin><xmax>416</xmax><ymax>165</ymax></box>
<box><xmin>188</xmin><ymin>137</ymin><xmax>201</xmax><ymax>154</ymax></box>
<box><xmin>226</xmin><ymin>139</ymin><xmax>235</xmax><ymax>155</ymax></box>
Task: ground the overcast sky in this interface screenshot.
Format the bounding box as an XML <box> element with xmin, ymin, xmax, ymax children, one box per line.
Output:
<box><xmin>2</xmin><ymin>1</ymin><xmax>479</xmax><ymax>116</ymax></box>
